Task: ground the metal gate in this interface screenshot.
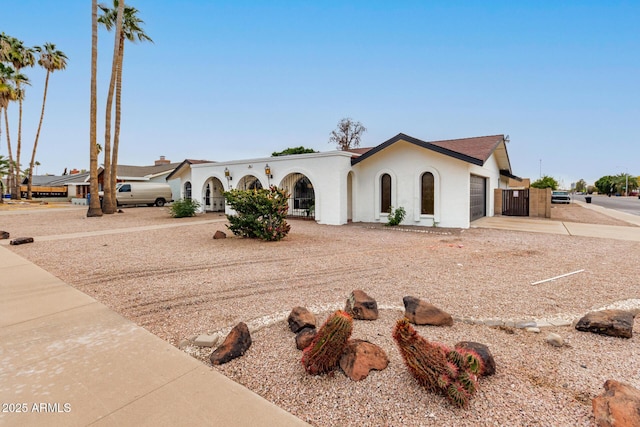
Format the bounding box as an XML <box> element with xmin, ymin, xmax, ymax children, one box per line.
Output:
<box><xmin>470</xmin><ymin>175</ymin><xmax>487</xmax><ymax>222</ymax></box>
<box><xmin>502</xmin><ymin>189</ymin><xmax>529</xmax><ymax>216</ymax></box>
<box><xmin>281</xmin><ymin>173</ymin><xmax>315</xmax><ymax>220</ymax></box>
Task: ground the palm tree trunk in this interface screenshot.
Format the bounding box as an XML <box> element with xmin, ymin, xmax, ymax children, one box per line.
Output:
<box><xmin>4</xmin><ymin>108</ymin><xmax>16</xmax><ymax>200</ymax></box>
<box><xmin>101</xmin><ymin>0</ymin><xmax>124</xmax><ymax>215</ymax></box>
<box><xmin>110</xmin><ymin>37</ymin><xmax>125</xmax><ymax>207</ymax></box>
<box><xmin>27</xmin><ymin>70</ymin><xmax>51</xmax><ymax>200</ymax></box>
<box><xmin>15</xmin><ymin>81</ymin><xmax>23</xmax><ymax>200</ymax></box>
<box><xmin>88</xmin><ymin>0</ymin><xmax>103</xmax><ymax>217</ymax></box>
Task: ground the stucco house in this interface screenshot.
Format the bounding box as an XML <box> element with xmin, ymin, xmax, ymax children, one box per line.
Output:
<box><xmin>167</xmin><ymin>133</ymin><xmax>517</xmax><ymax>229</ymax></box>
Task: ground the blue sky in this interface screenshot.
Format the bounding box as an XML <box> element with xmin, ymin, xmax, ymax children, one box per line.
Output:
<box><xmin>2</xmin><ymin>1</ymin><xmax>638</xmax><ymax>186</ymax></box>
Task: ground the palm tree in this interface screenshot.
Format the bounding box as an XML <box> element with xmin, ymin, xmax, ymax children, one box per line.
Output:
<box><xmin>0</xmin><ymin>63</ymin><xmax>29</xmax><ymax>200</ymax></box>
<box><xmin>97</xmin><ymin>0</ymin><xmax>124</xmax><ymax>214</ymax></box>
<box><xmin>0</xmin><ymin>34</ymin><xmax>36</xmax><ymax>200</ymax></box>
<box><xmin>26</xmin><ymin>43</ymin><xmax>67</xmax><ymax>199</ymax></box>
<box><xmin>98</xmin><ymin>0</ymin><xmax>152</xmax><ymax>214</ymax></box>
<box><xmin>88</xmin><ymin>0</ymin><xmax>103</xmax><ymax>217</ymax></box>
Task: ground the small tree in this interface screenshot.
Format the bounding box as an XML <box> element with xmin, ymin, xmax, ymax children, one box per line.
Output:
<box><xmin>574</xmin><ymin>179</ymin><xmax>587</xmax><ymax>193</ymax></box>
<box><xmin>594</xmin><ymin>175</ymin><xmax>615</xmax><ymax>195</ymax></box>
<box><xmin>328</xmin><ymin>117</ymin><xmax>366</xmax><ymax>150</ymax></box>
<box><xmin>531</xmin><ymin>175</ymin><xmax>558</xmax><ymax>190</ymax></box>
<box><xmin>272</xmin><ymin>146</ymin><xmax>316</xmax><ymax>156</ymax></box>
<box><xmin>223</xmin><ymin>186</ymin><xmax>291</xmax><ymax>241</ymax></box>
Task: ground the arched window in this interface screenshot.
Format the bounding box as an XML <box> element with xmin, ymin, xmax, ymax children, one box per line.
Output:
<box><xmin>421</xmin><ymin>172</ymin><xmax>434</xmax><ymax>215</ymax></box>
<box><xmin>380</xmin><ymin>173</ymin><xmax>391</xmax><ymax>213</ymax></box>
<box><xmin>184</xmin><ymin>181</ymin><xmax>192</xmax><ymax>200</ymax></box>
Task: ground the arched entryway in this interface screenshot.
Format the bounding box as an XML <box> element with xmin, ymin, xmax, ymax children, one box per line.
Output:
<box><xmin>202</xmin><ymin>177</ymin><xmax>225</xmax><ymax>212</ymax></box>
<box><xmin>236</xmin><ymin>175</ymin><xmax>263</xmax><ymax>190</ymax></box>
<box><xmin>281</xmin><ymin>173</ymin><xmax>315</xmax><ymax>219</ymax></box>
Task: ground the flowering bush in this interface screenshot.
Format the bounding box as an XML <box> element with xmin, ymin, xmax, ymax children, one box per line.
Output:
<box><xmin>223</xmin><ymin>186</ymin><xmax>291</xmax><ymax>241</ymax></box>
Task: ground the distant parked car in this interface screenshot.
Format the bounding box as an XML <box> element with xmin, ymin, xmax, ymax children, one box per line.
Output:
<box><xmin>551</xmin><ymin>190</ymin><xmax>571</xmax><ymax>204</ymax></box>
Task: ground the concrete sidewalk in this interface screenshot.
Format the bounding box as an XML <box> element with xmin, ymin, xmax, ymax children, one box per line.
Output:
<box><xmin>472</xmin><ymin>200</ymin><xmax>640</xmax><ymax>242</ymax></box>
<box><xmin>0</xmin><ymin>246</ymin><xmax>308</xmax><ymax>427</ymax></box>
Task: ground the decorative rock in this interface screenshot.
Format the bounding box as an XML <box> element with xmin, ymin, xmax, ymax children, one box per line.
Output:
<box><xmin>345</xmin><ymin>290</ymin><xmax>379</xmax><ymax>320</ymax></box>
<box><xmin>213</xmin><ymin>230</ymin><xmax>227</xmax><ymax>239</ymax></box>
<box><xmin>209</xmin><ymin>322</ymin><xmax>252</xmax><ymax>365</ymax></box>
<box><xmin>455</xmin><ymin>341</ymin><xmax>496</xmax><ymax>376</ymax></box>
<box><xmin>194</xmin><ymin>333</ymin><xmax>221</xmax><ymax>348</ymax></box>
<box><xmin>402</xmin><ymin>296</ymin><xmax>453</xmax><ymax>326</ymax></box>
<box><xmin>592</xmin><ymin>379</ymin><xmax>640</xmax><ymax>427</ymax></box>
<box><xmin>295</xmin><ymin>327</ymin><xmax>317</xmax><ymax>350</ymax></box>
<box><xmin>287</xmin><ymin>307</ymin><xmax>316</xmax><ymax>333</ymax></box>
<box><xmin>339</xmin><ymin>339</ymin><xmax>389</xmax><ymax>381</ymax></box>
<box><xmin>575</xmin><ymin>310</ymin><xmax>635</xmax><ymax>339</ymax></box>
<box><xmin>0</xmin><ymin>231</ymin><xmax>9</xmax><ymax>239</ymax></box>
<box><xmin>515</xmin><ymin>321</ymin><xmax>537</xmax><ymax>329</ymax></box>
<box><xmin>545</xmin><ymin>333</ymin><xmax>564</xmax><ymax>347</ymax></box>
<box><xmin>10</xmin><ymin>237</ymin><xmax>34</xmax><ymax>245</ymax></box>
<box><xmin>525</xmin><ymin>327</ymin><xmax>541</xmax><ymax>333</ymax></box>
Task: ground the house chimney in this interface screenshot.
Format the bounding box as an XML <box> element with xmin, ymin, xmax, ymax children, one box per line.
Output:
<box><xmin>155</xmin><ymin>156</ymin><xmax>170</xmax><ymax>166</ymax></box>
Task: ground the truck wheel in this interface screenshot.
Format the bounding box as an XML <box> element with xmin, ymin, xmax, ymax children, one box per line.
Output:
<box><xmin>155</xmin><ymin>198</ymin><xmax>166</xmax><ymax>207</ymax></box>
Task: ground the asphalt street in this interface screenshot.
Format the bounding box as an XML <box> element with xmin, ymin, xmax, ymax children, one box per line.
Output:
<box><xmin>574</xmin><ymin>194</ymin><xmax>640</xmax><ymax>216</ymax></box>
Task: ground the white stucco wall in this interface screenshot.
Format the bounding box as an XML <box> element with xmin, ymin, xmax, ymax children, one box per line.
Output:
<box><xmin>168</xmin><ymin>141</ymin><xmax>507</xmax><ymax>229</ymax></box>
<box><xmin>175</xmin><ymin>151</ymin><xmax>355</xmax><ymax>225</ymax></box>
<box><xmin>351</xmin><ymin>141</ymin><xmax>503</xmax><ymax>228</ymax></box>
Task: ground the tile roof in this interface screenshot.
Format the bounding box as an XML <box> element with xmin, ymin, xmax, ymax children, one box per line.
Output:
<box><xmin>429</xmin><ymin>135</ymin><xmax>505</xmax><ymax>163</ymax></box>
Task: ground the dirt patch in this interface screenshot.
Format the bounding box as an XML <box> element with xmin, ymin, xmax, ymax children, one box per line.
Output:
<box><xmin>550</xmin><ymin>203</ymin><xmax>635</xmax><ymax>226</ymax></box>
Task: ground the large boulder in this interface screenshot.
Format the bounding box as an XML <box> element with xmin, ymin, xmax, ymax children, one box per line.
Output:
<box><xmin>454</xmin><ymin>341</ymin><xmax>496</xmax><ymax>376</ymax></box>
<box><xmin>287</xmin><ymin>307</ymin><xmax>316</xmax><ymax>333</ymax></box>
<box><xmin>403</xmin><ymin>296</ymin><xmax>453</xmax><ymax>326</ymax></box>
<box><xmin>209</xmin><ymin>322</ymin><xmax>252</xmax><ymax>365</ymax></box>
<box><xmin>344</xmin><ymin>290</ymin><xmax>379</xmax><ymax>320</ymax></box>
<box><xmin>575</xmin><ymin>310</ymin><xmax>635</xmax><ymax>339</ymax></box>
<box><xmin>295</xmin><ymin>327</ymin><xmax>317</xmax><ymax>350</ymax></box>
<box><xmin>339</xmin><ymin>339</ymin><xmax>389</xmax><ymax>381</ymax></box>
<box><xmin>592</xmin><ymin>379</ymin><xmax>640</xmax><ymax>427</ymax></box>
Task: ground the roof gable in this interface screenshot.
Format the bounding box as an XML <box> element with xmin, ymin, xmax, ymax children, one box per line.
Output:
<box><xmin>165</xmin><ymin>159</ymin><xmax>215</xmax><ymax>181</ymax></box>
<box><xmin>351</xmin><ymin>133</ymin><xmax>511</xmax><ymax>172</ymax></box>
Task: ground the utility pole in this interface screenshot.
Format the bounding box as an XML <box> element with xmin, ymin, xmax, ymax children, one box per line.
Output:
<box><xmin>626</xmin><ymin>173</ymin><xmax>629</xmax><ymax>197</ymax></box>
<box><xmin>539</xmin><ymin>159</ymin><xmax>542</xmax><ymax>178</ymax></box>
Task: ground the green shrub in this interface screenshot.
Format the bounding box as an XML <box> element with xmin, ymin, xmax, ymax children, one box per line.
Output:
<box><xmin>387</xmin><ymin>206</ymin><xmax>406</xmax><ymax>226</ymax></box>
<box><xmin>169</xmin><ymin>198</ymin><xmax>200</xmax><ymax>218</ymax></box>
<box><xmin>223</xmin><ymin>186</ymin><xmax>291</xmax><ymax>241</ymax></box>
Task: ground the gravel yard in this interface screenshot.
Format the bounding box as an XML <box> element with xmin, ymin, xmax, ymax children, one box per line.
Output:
<box><xmin>2</xmin><ymin>203</ymin><xmax>639</xmax><ymax>426</ymax></box>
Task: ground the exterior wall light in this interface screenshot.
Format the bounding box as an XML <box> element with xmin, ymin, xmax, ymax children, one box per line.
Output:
<box><xmin>224</xmin><ymin>167</ymin><xmax>232</xmax><ymax>180</ymax></box>
<box><xmin>264</xmin><ymin>164</ymin><xmax>273</xmax><ymax>179</ymax></box>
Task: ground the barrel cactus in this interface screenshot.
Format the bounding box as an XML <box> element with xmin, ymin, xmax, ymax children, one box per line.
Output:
<box><xmin>393</xmin><ymin>318</ymin><xmax>484</xmax><ymax>408</ymax></box>
<box><xmin>301</xmin><ymin>310</ymin><xmax>353</xmax><ymax>375</ymax></box>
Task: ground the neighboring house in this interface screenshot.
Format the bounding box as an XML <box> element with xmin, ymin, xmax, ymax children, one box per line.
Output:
<box><xmin>97</xmin><ymin>156</ymin><xmax>182</xmax><ymax>202</ymax></box>
<box><xmin>167</xmin><ymin>133</ymin><xmax>517</xmax><ymax>229</ymax></box>
<box><xmin>21</xmin><ymin>171</ymin><xmax>90</xmax><ymax>199</ymax></box>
